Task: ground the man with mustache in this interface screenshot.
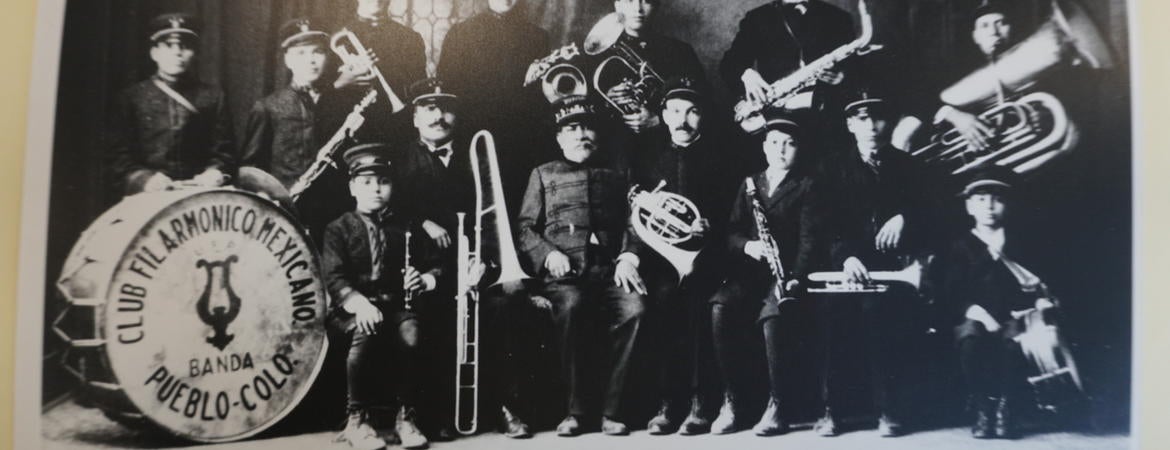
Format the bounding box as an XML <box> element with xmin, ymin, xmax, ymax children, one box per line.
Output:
<box><xmin>390</xmin><ymin>77</ymin><xmax>472</xmax><ymax>441</ymax></box>
<box><xmin>517</xmin><ymin>96</ymin><xmax>647</xmax><ymax>436</ymax></box>
<box><xmin>107</xmin><ymin>13</ymin><xmax>233</xmax><ymax>196</ymax></box>
<box><xmin>813</xmin><ymin>89</ymin><xmax>940</xmax><ymax>437</ymax></box>
<box><xmin>601</xmin><ymin>0</ymin><xmax>707</xmax><ymax>133</ymax></box>
<box><xmin>623</xmin><ymin>78</ymin><xmax>737</xmax><ymax>435</ymax></box>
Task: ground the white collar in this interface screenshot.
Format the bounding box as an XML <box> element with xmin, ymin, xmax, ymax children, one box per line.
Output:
<box><xmin>764</xmin><ymin>167</ymin><xmax>789</xmax><ymax>193</ymax></box>
<box><xmin>970</xmin><ymin>227</ymin><xmax>1006</xmax><ymax>259</ymax></box>
<box><xmin>424</xmin><ymin>140</ymin><xmax>454</xmax><ymax>154</ymax></box>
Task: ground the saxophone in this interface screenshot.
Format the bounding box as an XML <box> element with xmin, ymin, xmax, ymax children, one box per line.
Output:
<box><xmin>733</xmin><ymin>0</ymin><xmax>883</xmax><ymax>133</ymax></box>
<box><xmin>744</xmin><ymin>177</ymin><xmax>788</xmax><ymax>302</ymax></box>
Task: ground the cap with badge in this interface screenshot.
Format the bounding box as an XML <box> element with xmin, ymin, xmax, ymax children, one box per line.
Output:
<box><xmin>762</xmin><ymin>110</ymin><xmax>801</xmax><ymax>136</ymax></box>
<box><xmin>409</xmin><ymin>78</ymin><xmax>458</xmax><ymax>106</ymax></box>
<box><xmin>659</xmin><ymin>76</ymin><xmax>704</xmax><ymax>108</ymax></box>
<box><xmin>959</xmin><ymin>165</ymin><xmax>1018</xmax><ymax>198</ymax></box>
<box><xmin>280</xmin><ymin>18</ymin><xmax>329</xmax><ymax>49</ymax></box>
<box><xmin>553</xmin><ymin>95</ymin><xmax>597</xmax><ymax>127</ymax></box>
<box><xmin>343</xmin><ymin>143</ymin><xmax>393</xmax><ymax>177</ymax></box>
<box><xmin>843</xmin><ymin>88</ymin><xmax>890</xmax><ymax>118</ymax></box>
<box><xmin>149</xmin><ymin>13</ymin><xmax>200</xmax><ymax>43</ymax></box>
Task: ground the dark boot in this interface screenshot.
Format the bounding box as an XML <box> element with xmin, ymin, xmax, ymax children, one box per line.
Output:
<box><xmin>972</xmin><ymin>397</ymin><xmax>996</xmax><ymax>439</ymax></box>
<box><xmin>995</xmin><ymin>396</ymin><xmax>1018</xmax><ymax>439</ymax></box>
<box><xmin>646</xmin><ymin>401</ymin><xmax>678</xmax><ymax>435</ymax></box>
<box><xmin>752</xmin><ymin>397</ymin><xmax>787</xmax><ymax>436</ymax></box>
<box><xmin>679</xmin><ymin>395</ymin><xmax>711</xmax><ymax>435</ymax></box>
<box><xmin>710</xmin><ymin>392</ymin><xmax>738</xmax><ymax>434</ymax></box>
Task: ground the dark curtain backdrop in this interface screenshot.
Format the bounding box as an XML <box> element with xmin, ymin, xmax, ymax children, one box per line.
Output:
<box><xmin>45</xmin><ymin>0</ymin><xmax>1132</xmax><ymax>421</ymax></box>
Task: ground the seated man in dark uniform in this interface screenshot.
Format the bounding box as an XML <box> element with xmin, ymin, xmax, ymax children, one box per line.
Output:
<box><xmin>106</xmin><ymin>13</ymin><xmax>233</xmax><ymax>196</ymax></box>
<box><xmin>517</xmin><ymin>96</ymin><xmax>647</xmax><ymax>437</ymax></box>
<box><xmin>931</xmin><ymin>167</ymin><xmax>1055</xmax><ymax>439</ymax></box>
<box><xmin>323</xmin><ymin>143</ymin><xmax>442</xmax><ymax>450</ymax></box>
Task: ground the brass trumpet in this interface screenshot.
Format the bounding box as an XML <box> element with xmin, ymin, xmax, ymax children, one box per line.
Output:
<box><xmin>331</xmin><ymin>29</ymin><xmax>407</xmax><ymax>113</ymax></box>
<box><xmin>807</xmin><ymin>259</ymin><xmax>926</xmax><ymax>294</ymax></box>
<box><xmin>584</xmin><ymin>12</ymin><xmax>664</xmax><ymax>115</ymax></box>
<box><xmin>454</xmin><ymin>130</ymin><xmax>532</xmax><ymax>435</ymax></box>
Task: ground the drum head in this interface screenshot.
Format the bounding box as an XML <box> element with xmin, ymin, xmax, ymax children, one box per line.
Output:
<box><xmin>70</xmin><ymin>189</ymin><xmax>328</xmax><ymax>442</ymax></box>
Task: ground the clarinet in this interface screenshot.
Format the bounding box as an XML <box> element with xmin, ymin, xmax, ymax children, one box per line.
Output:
<box><xmin>744</xmin><ymin>177</ymin><xmax>787</xmax><ymax>301</ymax></box>
<box><xmin>403</xmin><ymin>230</ymin><xmax>414</xmax><ymax>311</ymax></box>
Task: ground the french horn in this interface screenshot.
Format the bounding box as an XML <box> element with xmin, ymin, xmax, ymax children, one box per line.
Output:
<box><xmin>628</xmin><ymin>180</ymin><xmax>701</xmax><ymax>280</ymax></box>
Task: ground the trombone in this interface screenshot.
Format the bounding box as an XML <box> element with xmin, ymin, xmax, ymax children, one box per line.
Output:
<box><xmin>455</xmin><ymin>130</ymin><xmax>532</xmax><ymax>434</ymax></box>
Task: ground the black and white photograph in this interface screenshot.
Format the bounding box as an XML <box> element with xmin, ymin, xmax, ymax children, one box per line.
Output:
<box><xmin>13</xmin><ymin>0</ymin><xmax>1135</xmax><ymax>448</ymax></box>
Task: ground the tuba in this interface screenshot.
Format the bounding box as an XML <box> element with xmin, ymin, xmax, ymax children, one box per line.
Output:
<box><xmin>807</xmin><ymin>258</ymin><xmax>927</xmax><ymax>294</ymax></box>
<box><xmin>454</xmin><ymin>131</ymin><xmax>531</xmax><ymax>435</ymax></box>
<box><xmin>912</xmin><ymin>0</ymin><xmax>1114</xmax><ymax>175</ymax></box>
<box><xmin>331</xmin><ymin>29</ymin><xmax>407</xmax><ymax>114</ymax></box>
<box><xmin>628</xmin><ymin>180</ymin><xmax>701</xmax><ymax>280</ymax></box>
<box><xmin>525</xmin><ymin>44</ymin><xmax>588</xmax><ymax>104</ymax></box>
<box><xmin>584</xmin><ymin>12</ymin><xmax>665</xmax><ymax>115</ymax></box>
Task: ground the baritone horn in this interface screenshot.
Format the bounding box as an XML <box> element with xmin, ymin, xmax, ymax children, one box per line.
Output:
<box><xmin>584</xmin><ymin>12</ymin><xmax>665</xmax><ymax>115</ymax></box>
<box><xmin>628</xmin><ymin>180</ymin><xmax>701</xmax><ymax>280</ymax></box>
<box><xmin>331</xmin><ymin>29</ymin><xmax>407</xmax><ymax>113</ymax></box>
<box><xmin>913</xmin><ymin>0</ymin><xmax>1114</xmax><ymax>175</ymax></box>
<box><xmin>455</xmin><ymin>130</ymin><xmax>532</xmax><ymax>435</ymax></box>
<box><xmin>524</xmin><ymin>44</ymin><xmax>588</xmax><ymax>103</ymax></box>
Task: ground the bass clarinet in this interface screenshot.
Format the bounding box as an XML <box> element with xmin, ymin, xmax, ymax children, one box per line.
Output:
<box><xmin>744</xmin><ymin>177</ymin><xmax>788</xmax><ymax>302</ymax></box>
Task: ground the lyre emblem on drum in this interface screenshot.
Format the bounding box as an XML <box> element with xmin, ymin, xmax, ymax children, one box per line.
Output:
<box><xmin>195</xmin><ymin>255</ymin><xmax>242</xmax><ymax>351</ymax></box>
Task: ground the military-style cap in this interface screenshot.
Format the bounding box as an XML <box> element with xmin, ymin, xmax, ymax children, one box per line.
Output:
<box><xmin>762</xmin><ymin>110</ymin><xmax>801</xmax><ymax>136</ymax></box>
<box><xmin>149</xmin><ymin>13</ymin><xmax>200</xmax><ymax>43</ymax></box>
<box><xmin>843</xmin><ymin>88</ymin><xmax>889</xmax><ymax>117</ymax></box>
<box><xmin>553</xmin><ymin>95</ymin><xmax>597</xmax><ymax>126</ymax></box>
<box><xmin>973</xmin><ymin>0</ymin><xmax>1012</xmax><ymax>22</ymax></box>
<box><xmin>660</xmin><ymin>76</ymin><xmax>703</xmax><ymax>108</ymax></box>
<box><xmin>959</xmin><ymin>165</ymin><xmax>1017</xmax><ymax>197</ymax></box>
<box><xmin>280</xmin><ymin>18</ymin><xmax>329</xmax><ymax>49</ymax></box>
<box><xmin>343</xmin><ymin>143</ymin><xmax>393</xmax><ymax>176</ymax></box>
<box><xmin>409</xmin><ymin>78</ymin><xmax>458</xmax><ymax>106</ymax></box>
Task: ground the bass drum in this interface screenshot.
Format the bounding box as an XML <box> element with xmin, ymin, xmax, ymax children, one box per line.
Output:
<box><xmin>53</xmin><ymin>188</ymin><xmax>328</xmax><ymax>443</ymax></box>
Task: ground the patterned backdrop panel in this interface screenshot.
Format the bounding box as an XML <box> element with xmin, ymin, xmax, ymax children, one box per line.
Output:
<box><xmin>390</xmin><ymin>0</ymin><xmax>484</xmax><ymax>76</ymax></box>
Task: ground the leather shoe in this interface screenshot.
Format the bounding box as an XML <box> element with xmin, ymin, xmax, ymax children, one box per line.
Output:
<box><xmin>813</xmin><ymin>408</ymin><xmax>838</xmax><ymax>437</ymax></box>
<box><xmin>501</xmin><ymin>406</ymin><xmax>532</xmax><ymax>439</ymax></box>
<box><xmin>995</xmin><ymin>397</ymin><xmax>1017</xmax><ymax>439</ymax></box>
<box><xmin>647</xmin><ymin>401</ymin><xmax>678</xmax><ymax>435</ymax></box>
<box><xmin>556</xmin><ymin>415</ymin><xmax>581</xmax><ymax>437</ymax></box>
<box><xmin>972</xmin><ymin>397</ymin><xmax>995</xmax><ymax>439</ymax></box>
<box><xmin>877</xmin><ymin>414</ymin><xmax>904</xmax><ymax>437</ymax></box>
<box><xmin>679</xmin><ymin>395</ymin><xmax>711</xmax><ymax>435</ymax></box>
<box><xmin>395</xmin><ymin>407</ymin><xmax>429</xmax><ymax>449</ymax></box>
<box><xmin>710</xmin><ymin>392</ymin><xmax>738</xmax><ymax>434</ymax></box>
<box><xmin>601</xmin><ymin>417</ymin><xmax>629</xmax><ymax>436</ymax></box>
<box><xmin>752</xmin><ymin>397</ymin><xmax>788</xmax><ymax>436</ymax></box>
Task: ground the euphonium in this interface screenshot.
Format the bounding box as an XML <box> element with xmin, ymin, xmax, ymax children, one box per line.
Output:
<box><xmin>628</xmin><ymin>180</ymin><xmax>701</xmax><ymax>280</ymax></box>
<box><xmin>732</xmin><ymin>0</ymin><xmax>882</xmax><ymax>133</ymax></box>
<box><xmin>331</xmin><ymin>29</ymin><xmax>407</xmax><ymax>113</ymax></box>
<box><xmin>455</xmin><ymin>131</ymin><xmax>532</xmax><ymax>435</ymax></box>
<box><xmin>584</xmin><ymin>12</ymin><xmax>665</xmax><ymax>115</ymax></box>
<box><xmin>912</xmin><ymin>0</ymin><xmax>1114</xmax><ymax>175</ymax></box>
<box><xmin>807</xmin><ymin>258</ymin><xmax>926</xmax><ymax>294</ymax></box>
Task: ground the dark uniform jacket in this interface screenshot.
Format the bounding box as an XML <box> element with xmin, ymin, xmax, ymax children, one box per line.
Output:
<box><xmin>320</xmin><ymin>17</ymin><xmax>427</xmax><ymax>145</ymax></box>
<box><xmin>931</xmin><ymin>231</ymin><xmax>1040</xmax><ymax>330</ymax></box>
<box><xmin>240</xmin><ymin>86</ymin><xmax>322</xmax><ymax>188</ymax></box>
<box><xmin>727</xmin><ymin>170</ymin><xmax>819</xmax><ymax>285</ymax></box>
<box><xmin>107</xmin><ymin>77</ymin><xmax>234</xmax><ymax>193</ymax></box>
<box><xmin>819</xmin><ymin>145</ymin><xmax>939</xmax><ymax>271</ymax></box>
<box><xmin>390</xmin><ymin>138</ymin><xmax>474</xmax><ymax>234</ymax></box>
<box><xmin>322</xmin><ymin>210</ymin><xmax>444</xmax><ymax>310</ymax></box>
<box><xmin>719</xmin><ymin>0</ymin><xmax>854</xmax><ymax>98</ymax></box>
<box><xmin>517</xmin><ymin>158</ymin><xmax>636</xmax><ymax>282</ymax></box>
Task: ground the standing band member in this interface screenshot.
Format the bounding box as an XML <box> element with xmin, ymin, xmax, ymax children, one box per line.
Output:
<box><xmin>602</xmin><ymin>0</ymin><xmax>707</xmax><ymax>133</ymax></box>
<box><xmin>932</xmin><ymin>167</ymin><xmax>1053</xmax><ymax>440</ymax></box>
<box><xmin>710</xmin><ymin>113</ymin><xmax>818</xmax><ymax>436</ymax></box>
<box><xmin>323</xmin><ymin>144</ymin><xmax>441</xmax><ymax>450</ymax></box>
<box><xmin>392</xmin><ymin>77</ymin><xmax>471</xmax><ymax>441</ymax></box>
<box><xmin>815</xmin><ymin>90</ymin><xmax>937</xmax><ymax>437</ymax></box>
<box><xmin>241</xmin><ymin>18</ymin><xmax>330</xmax><ymax>190</ymax></box>
<box><xmin>107</xmin><ymin>13</ymin><xmax>233</xmax><ymax>196</ymax></box>
<box><xmin>517</xmin><ymin>96</ymin><xmax>647</xmax><ymax>437</ymax></box>
<box><xmin>438</xmin><ymin>0</ymin><xmax>552</xmax><ymax>217</ymax></box>
<box><xmin>630</xmin><ymin>78</ymin><xmax>731</xmax><ymax>436</ymax></box>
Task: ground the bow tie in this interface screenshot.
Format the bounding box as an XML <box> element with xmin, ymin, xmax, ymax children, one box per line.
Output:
<box><xmin>432</xmin><ymin>147</ymin><xmax>451</xmax><ymax>158</ymax></box>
